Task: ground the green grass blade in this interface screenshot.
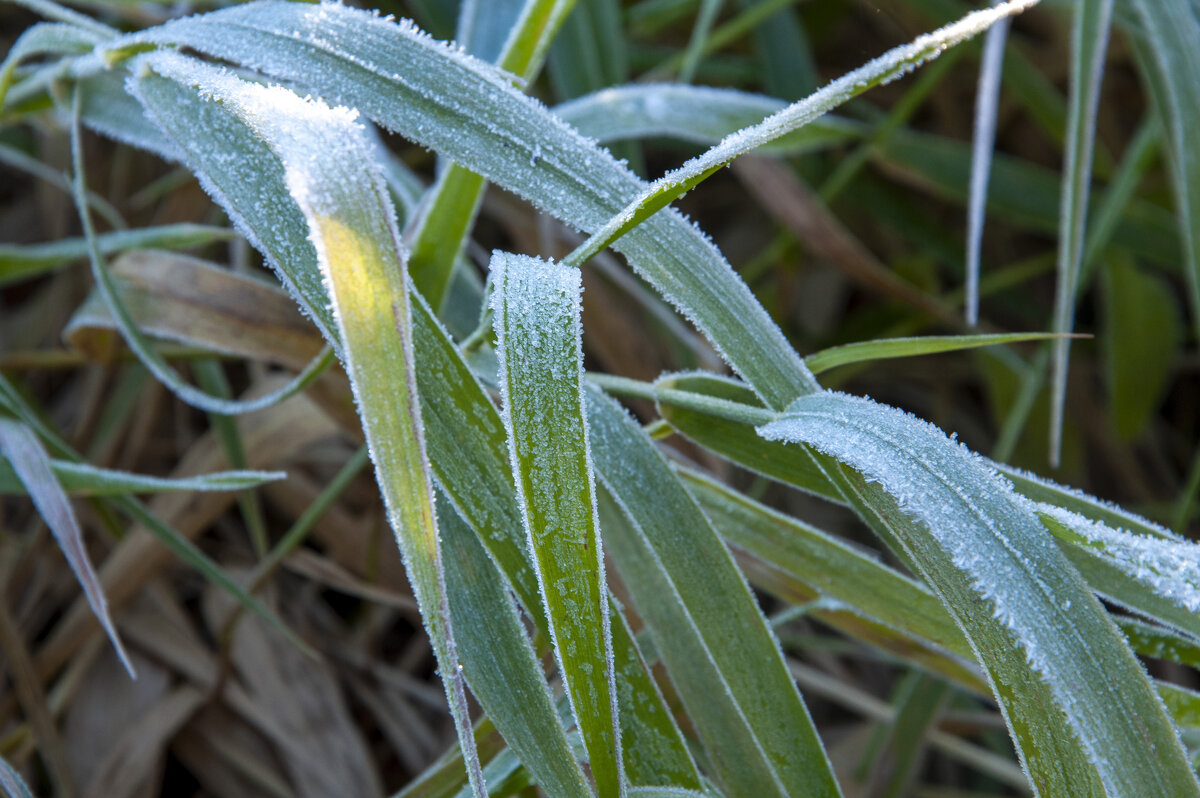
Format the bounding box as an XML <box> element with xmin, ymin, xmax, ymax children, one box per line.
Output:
<box><xmin>804</xmin><ymin>333</ymin><xmax>1070</xmax><ymax>375</ymax></box>
<box><xmin>457</xmin><ymin>0</ymin><xmax>527</xmax><ymax>64</ymax></box>
<box><xmin>0</xmin><ymin>417</ymin><xmax>135</xmax><ymax>678</ymax></box>
<box><xmin>756</xmin><ymin>391</ymin><xmax>1199</xmax><ymax>796</ymax></box>
<box><xmin>965</xmin><ymin>13</ymin><xmax>1009</xmax><ymax>325</ymax></box>
<box><xmin>677</xmin><ymin>0</ymin><xmax>723</xmax><ymax>84</ymax></box>
<box><xmin>1127</xmin><ymin>0</ymin><xmax>1200</xmax><ymax>344</ymax></box>
<box><xmin>133</xmin><ymin>52</ymin><xmax>486</xmax><ymax>796</ymax></box>
<box><xmin>0</xmin><ymin>224</ymin><xmax>236</xmax><ymax>288</ymax></box>
<box><xmin>0</xmin><ymin>459</ymin><xmax>284</xmax><ymax>496</ymax></box>
<box><xmin>106</xmin><ymin>0</ymin><xmax>813</xmax><ymax>408</ymax></box>
<box><xmin>491</xmin><ymin>253</ymin><xmax>621</xmax><ymax>798</ymax></box>
<box><xmin>0</xmin><ymin>22</ymin><xmax>103</xmax><ymax>108</ymax></box>
<box><xmin>586</xmin><ymin>387</ymin><xmax>841</xmax><ymax>798</ymax></box>
<box><xmin>561</xmin><ymin>0</ymin><xmax>1037</xmax><ymax>269</ymax></box>
<box><xmin>1048</xmin><ymin>0</ymin><xmax>1115</xmax><ymax>466</ymax></box>
<box><xmin>440</xmin><ymin>501</ymin><xmax>592</xmax><ymax>798</ymax></box>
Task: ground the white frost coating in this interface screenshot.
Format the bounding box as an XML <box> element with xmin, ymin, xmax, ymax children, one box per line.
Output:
<box><xmin>756</xmin><ymin>390</ymin><xmax>1196</xmax><ymax>795</ymax></box>
<box><xmin>1038</xmin><ymin>504</ymin><xmax>1200</xmax><ymax>613</ymax></box>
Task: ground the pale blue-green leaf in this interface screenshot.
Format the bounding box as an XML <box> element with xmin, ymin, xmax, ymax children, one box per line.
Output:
<box><xmin>440</xmin><ymin>500</ymin><xmax>591</xmax><ymax>798</ymax></box>
<box><xmin>564</xmin><ymin>0</ymin><xmax>1038</xmax><ymax>269</ymax></box>
<box><xmin>490</xmin><ymin>253</ymin><xmax>620</xmax><ymax>798</ymax></box>
<box><xmin>553</xmin><ymin>84</ymin><xmax>857</xmax><ymax>154</ymax></box>
<box><xmin>965</xmin><ymin>12</ymin><xmax>1009</xmax><ymax>325</ymax></box>
<box><xmin>1127</xmin><ymin>0</ymin><xmax>1200</xmax><ymax>343</ymax></box>
<box><xmin>0</xmin><ymin>418</ymin><xmax>134</xmax><ymax>677</ymax></box>
<box><xmin>107</xmin><ymin>0</ymin><xmax>813</xmax><ymax>408</ymax></box>
<box><xmin>678</xmin><ymin>0</ymin><xmax>724</xmax><ymax>84</ymax></box>
<box><xmin>0</xmin><ymin>22</ymin><xmax>102</xmax><ymax>107</ymax></box>
<box><xmin>457</xmin><ymin>0</ymin><xmax>527</xmax><ymax>63</ymax></box>
<box><xmin>0</xmin><ymin>458</ymin><xmax>284</xmax><ymax>496</ymax></box>
<box><xmin>0</xmin><ymin>754</ymin><xmax>34</xmax><ymax>798</ymax></box>
<box><xmin>587</xmin><ymin>387</ymin><xmax>840</xmax><ymax>798</ymax></box>
<box><xmin>757</xmin><ymin>390</ymin><xmax>1199</xmax><ymax>796</ymax></box>
<box><xmin>133</xmin><ymin>52</ymin><xmax>485</xmax><ymax>796</ymax></box>
<box><xmin>1049</xmin><ymin>0</ymin><xmax>1114</xmax><ymax>466</ymax></box>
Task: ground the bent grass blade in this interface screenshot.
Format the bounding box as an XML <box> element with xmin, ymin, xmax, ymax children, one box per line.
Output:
<box><xmin>128</xmin><ymin>52</ymin><xmax>486</xmax><ymax>797</ymax></box>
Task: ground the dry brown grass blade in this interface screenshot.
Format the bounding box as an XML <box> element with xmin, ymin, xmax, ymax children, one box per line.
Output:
<box><xmin>734</xmin><ymin>157</ymin><xmax>961</xmax><ymax>325</ymax></box>
<box><xmin>172</xmin><ymin>706</ymin><xmax>293</xmax><ymax>798</ymax></box>
<box><xmin>32</xmin><ymin>386</ymin><xmax>338</xmax><ymax>682</ymax></box>
<box><xmin>63</xmin><ymin>250</ymin><xmax>324</xmax><ymax>370</ymax></box>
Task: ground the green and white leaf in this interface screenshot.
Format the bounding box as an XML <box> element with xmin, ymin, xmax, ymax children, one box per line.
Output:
<box><xmin>756</xmin><ymin>390</ymin><xmax>1199</xmax><ymax>796</ymax></box>
<box><xmin>0</xmin><ymin>458</ymin><xmax>284</xmax><ymax>496</ymax></box>
<box><xmin>491</xmin><ymin>253</ymin><xmax>621</xmax><ymax>798</ymax></box>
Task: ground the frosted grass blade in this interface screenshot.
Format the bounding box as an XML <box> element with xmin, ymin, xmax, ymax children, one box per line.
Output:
<box><xmin>107</xmin><ymin>0</ymin><xmax>815</xmax><ymax>407</ymax></box>
<box><xmin>586</xmin><ymin>387</ymin><xmax>841</xmax><ymax>798</ymax></box>
<box><xmin>562</xmin><ymin>0</ymin><xmax>1039</xmax><ymax>268</ymax></box>
<box><xmin>757</xmin><ymin>391</ymin><xmax>1199</xmax><ymax>796</ymax></box>
<box><xmin>0</xmin><ymin>459</ymin><xmax>284</xmax><ymax>496</ymax></box>
<box><xmin>0</xmin><ymin>417</ymin><xmax>135</xmax><ymax>678</ymax></box>
<box><xmin>0</xmin><ymin>754</ymin><xmax>34</xmax><ymax>798</ymax></box>
<box><xmin>1127</xmin><ymin>0</ymin><xmax>1200</xmax><ymax>343</ymax></box>
<box><xmin>804</xmin><ymin>333</ymin><xmax>1067</xmax><ymax>375</ymax></box>
<box><xmin>965</xmin><ymin>12</ymin><xmax>1009</xmax><ymax>326</ymax></box>
<box><xmin>1048</xmin><ymin>0</ymin><xmax>1114</xmax><ymax>466</ymax></box>
<box><xmin>457</xmin><ymin>0</ymin><xmax>527</xmax><ymax>64</ymax></box>
<box><xmin>440</xmin><ymin>501</ymin><xmax>592</xmax><ymax>798</ymax></box>
<box><xmin>554</xmin><ymin>84</ymin><xmax>857</xmax><ymax>154</ymax></box>
<box><xmin>70</xmin><ymin>88</ymin><xmax>336</xmax><ymax>417</ymax></box>
<box><xmin>0</xmin><ymin>22</ymin><xmax>104</xmax><ymax>108</ymax></box>
<box><xmin>122</xmin><ymin>55</ymin><xmax>696</xmax><ymax>785</ymax></box>
<box><xmin>129</xmin><ymin>52</ymin><xmax>485</xmax><ymax>796</ymax></box>
<box><xmin>0</xmin><ymin>224</ymin><xmax>236</xmax><ymax>287</ymax></box>
<box><xmin>490</xmin><ymin>253</ymin><xmax>621</xmax><ymax>798</ymax></box>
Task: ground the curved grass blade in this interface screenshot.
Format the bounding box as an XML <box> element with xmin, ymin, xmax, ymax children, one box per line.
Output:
<box><xmin>0</xmin><ymin>22</ymin><xmax>104</xmax><ymax>108</ymax></box>
<box><xmin>1048</xmin><ymin>0</ymin><xmax>1114</xmax><ymax>466</ymax></box>
<box><xmin>677</xmin><ymin>0</ymin><xmax>724</xmax><ymax>85</ymax></box>
<box><xmin>756</xmin><ymin>391</ymin><xmax>1199</xmax><ymax>796</ymax></box>
<box><xmin>561</xmin><ymin>0</ymin><xmax>1039</xmax><ymax>269</ymax></box>
<box><xmin>1127</xmin><ymin>0</ymin><xmax>1200</xmax><ymax>344</ymax></box>
<box><xmin>130</xmin><ymin>52</ymin><xmax>485</xmax><ymax>796</ymax></box>
<box><xmin>490</xmin><ymin>253</ymin><xmax>621</xmax><ymax>798</ymax></box>
<box><xmin>553</xmin><ymin>84</ymin><xmax>857</xmax><ymax>154</ymax></box>
<box><xmin>107</xmin><ymin>0</ymin><xmax>814</xmax><ymax>408</ymax></box>
<box><xmin>70</xmin><ymin>89</ymin><xmax>335</xmax><ymax>417</ymax></box>
<box><xmin>586</xmin><ymin>387</ymin><xmax>841</xmax><ymax>798</ymax></box>
<box><xmin>0</xmin><ymin>224</ymin><xmax>236</xmax><ymax>288</ymax></box>
<box><xmin>440</xmin><ymin>501</ymin><xmax>592</xmax><ymax>798</ymax></box>
<box><xmin>0</xmin><ymin>459</ymin><xmax>284</xmax><ymax>496</ymax></box>
<box><xmin>805</xmin><ymin>332</ymin><xmax>1069</xmax><ymax>375</ymax></box>
<box><xmin>0</xmin><ymin>755</ymin><xmax>34</xmax><ymax>798</ymax></box>
<box><xmin>965</xmin><ymin>10</ymin><xmax>1009</xmax><ymax>325</ymax></box>
<box><xmin>0</xmin><ymin>417</ymin><xmax>135</xmax><ymax>678</ymax></box>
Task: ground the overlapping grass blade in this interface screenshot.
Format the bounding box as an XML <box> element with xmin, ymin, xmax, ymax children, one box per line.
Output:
<box><xmin>129</xmin><ymin>52</ymin><xmax>486</xmax><ymax>795</ymax></box>
<box><xmin>562</xmin><ymin>0</ymin><xmax>1037</xmax><ymax>269</ymax></box>
<box><xmin>586</xmin><ymin>387</ymin><xmax>841</xmax><ymax>798</ymax></box>
<box><xmin>1127</xmin><ymin>0</ymin><xmax>1200</xmax><ymax>343</ymax></box>
<box><xmin>1048</xmin><ymin>0</ymin><xmax>1114</xmax><ymax>466</ymax></box>
<box><xmin>804</xmin><ymin>333</ymin><xmax>1068</xmax><ymax>375</ymax></box>
<box><xmin>121</xmin><ymin>50</ymin><xmax>696</xmax><ymax>784</ymax></box>
<box><xmin>965</xmin><ymin>11</ymin><xmax>1009</xmax><ymax>325</ymax></box>
<box><xmin>0</xmin><ymin>22</ymin><xmax>105</xmax><ymax>107</ymax></box>
<box><xmin>0</xmin><ymin>417</ymin><xmax>135</xmax><ymax>677</ymax></box>
<box><xmin>491</xmin><ymin>253</ymin><xmax>621</xmax><ymax>798</ymax></box>
<box><xmin>440</xmin><ymin>501</ymin><xmax>592</xmax><ymax>798</ymax></box>
<box><xmin>0</xmin><ymin>458</ymin><xmax>284</xmax><ymax>496</ymax></box>
<box><xmin>756</xmin><ymin>390</ymin><xmax>1199</xmax><ymax>796</ymax></box>
<box><xmin>105</xmin><ymin>0</ymin><xmax>815</xmax><ymax>407</ymax></box>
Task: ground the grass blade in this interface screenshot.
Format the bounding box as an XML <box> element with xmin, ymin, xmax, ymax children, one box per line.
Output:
<box><xmin>0</xmin><ymin>417</ymin><xmax>135</xmax><ymax>677</ymax></box>
<box><xmin>491</xmin><ymin>253</ymin><xmax>621</xmax><ymax>797</ymax></box>
<box><xmin>965</xmin><ymin>12</ymin><xmax>1009</xmax><ymax>326</ymax></box>
<box><xmin>131</xmin><ymin>52</ymin><xmax>485</xmax><ymax>796</ymax></box>
<box><xmin>0</xmin><ymin>459</ymin><xmax>284</xmax><ymax>496</ymax></box>
<box><xmin>756</xmin><ymin>391</ymin><xmax>1199</xmax><ymax>796</ymax></box>
<box><xmin>804</xmin><ymin>332</ymin><xmax>1070</xmax><ymax>375</ymax></box>
<box><xmin>1048</xmin><ymin>0</ymin><xmax>1114</xmax><ymax>466</ymax></box>
<box><xmin>587</xmin><ymin>387</ymin><xmax>841</xmax><ymax>798</ymax></box>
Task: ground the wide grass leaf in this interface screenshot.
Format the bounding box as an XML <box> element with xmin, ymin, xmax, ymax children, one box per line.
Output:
<box><xmin>757</xmin><ymin>390</ymin><xmax>1199</xmax><ymax>796</ymax></box>
<box><xmin>491</xmin><ymin>253</ymin><xmax>621</xmax><ymax>798</ymax></box>
<box><xmin>129</xmin><ymin>51</ymin><xmax>486</xmax><ymax>795</ymax></box>
<box><xmin>587</xmin><ymin>387</ymin><xmax>840</xmax><ymax>798</ymax></box>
